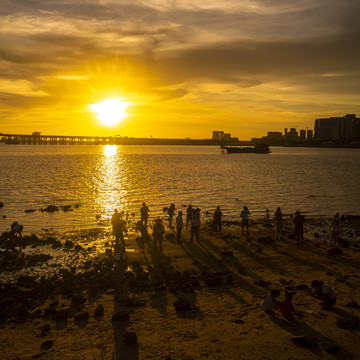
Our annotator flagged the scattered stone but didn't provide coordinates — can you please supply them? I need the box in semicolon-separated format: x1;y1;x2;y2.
165;233;176;241
290;336;317;348
41;340;54;350
173;298;192;312
74;312;89;321
25;209;36;213
257;236;273;244
327;248;343;256
326;345;341;354
71;294;86;307
74;244;83;252
112;311;130;322
220;250;233;257
0;202;4;208
94;304;104;317
65;240;75;248
337;318;359;329
123;331;138;345
296;284;308;290
41;324;51;337
344;301;359;308
41;205;59;213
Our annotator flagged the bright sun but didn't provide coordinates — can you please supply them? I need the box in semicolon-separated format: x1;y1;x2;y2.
90;98;129;126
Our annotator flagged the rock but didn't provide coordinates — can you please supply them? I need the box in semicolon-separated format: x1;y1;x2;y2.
225;274;233;284
41;324;51;337
43;308;58;318
71;294;86;307
326;345;341;354
74;244;83;251
257;236;273;244
41;340;54;350
295;284;308;290
220;250;233;257
173;298;192;312
165;233;176;241
338;239;349;248
0;202;4;208
54;309;70;320
94;304;104;317
290;336;317;348
123;331;138;345
337;318;359;329
42;205;59;213
204;277;222;287
74;312;89;321
65;240;75;248
84;260;92;270
25;209;36;213
344;301;359;308
112;311;130;322
95;215;101;220
327;248;343;256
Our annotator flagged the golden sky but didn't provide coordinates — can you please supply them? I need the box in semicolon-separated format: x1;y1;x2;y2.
1;0;360;139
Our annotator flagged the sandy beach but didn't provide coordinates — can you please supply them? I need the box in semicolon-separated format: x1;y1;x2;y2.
1;215;360;360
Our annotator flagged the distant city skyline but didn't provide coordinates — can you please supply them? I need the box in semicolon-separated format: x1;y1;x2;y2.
1;1;360;139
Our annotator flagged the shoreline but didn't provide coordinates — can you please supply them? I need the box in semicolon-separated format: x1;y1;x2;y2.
1;216;360;359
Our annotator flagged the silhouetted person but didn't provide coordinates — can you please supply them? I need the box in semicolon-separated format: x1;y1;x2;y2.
213;206;222;232
111;209;126;247
153;218;165;252
274;207;283;240
330;213;341;246
140;202;150;227
308;280;336;308
136;220;149;252
190;208;201;243
168;203;176;228
261;289;280;314
277;293;296;321
186;204;193;230
176;211;183;243
240;206;251;235
113;244;127;300
265;208;270;221
10;221;24;251
294;211;305;245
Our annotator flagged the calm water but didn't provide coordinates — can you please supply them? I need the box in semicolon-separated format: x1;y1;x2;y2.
0;144;359;233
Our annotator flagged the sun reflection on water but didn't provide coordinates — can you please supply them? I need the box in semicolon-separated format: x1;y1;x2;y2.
94;145;129;219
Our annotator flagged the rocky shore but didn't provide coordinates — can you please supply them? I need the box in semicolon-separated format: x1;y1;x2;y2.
1;216;360;359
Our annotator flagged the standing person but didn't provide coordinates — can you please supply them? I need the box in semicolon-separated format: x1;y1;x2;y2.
190;208;201;243
114;212;127;247
294;211;305;245
186;204;193;230
213;206;223;233
240;206;251;235
136;220;149;252
176;211;184;243
274;207;283;240
330;213;341;246
168;203;176;228
140;202;150;227
153;218;165;252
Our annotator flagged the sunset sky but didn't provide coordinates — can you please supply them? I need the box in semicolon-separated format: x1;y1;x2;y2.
1;0;360;139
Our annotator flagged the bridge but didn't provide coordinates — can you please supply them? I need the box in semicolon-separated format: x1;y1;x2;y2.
0;132;252;146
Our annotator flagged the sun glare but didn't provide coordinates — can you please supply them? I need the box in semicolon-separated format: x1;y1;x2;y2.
90;98;129;126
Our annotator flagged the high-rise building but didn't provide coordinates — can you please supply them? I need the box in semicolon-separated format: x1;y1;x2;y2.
299;129;306;141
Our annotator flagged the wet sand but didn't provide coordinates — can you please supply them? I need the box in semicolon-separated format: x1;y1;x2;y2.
1;216;360;360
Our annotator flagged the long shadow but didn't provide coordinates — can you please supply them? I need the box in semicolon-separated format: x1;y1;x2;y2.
269;241;341;276
270;314;354;359
112;298;139;360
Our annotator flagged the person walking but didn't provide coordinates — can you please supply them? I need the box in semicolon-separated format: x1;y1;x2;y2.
240;206;251;235
213;206;223;233
190;208;201;243
140;202;150;227
274;207;283;240
176;211;184;243
153;218;165;252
